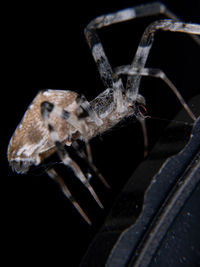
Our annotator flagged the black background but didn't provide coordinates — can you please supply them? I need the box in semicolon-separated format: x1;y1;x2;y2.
3;0;200;266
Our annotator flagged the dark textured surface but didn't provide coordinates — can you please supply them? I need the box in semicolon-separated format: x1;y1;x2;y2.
81;96;200;267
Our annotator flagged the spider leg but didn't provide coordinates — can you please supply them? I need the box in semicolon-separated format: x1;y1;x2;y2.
126;20;200;105
85;2;180;89
85;3;199;113
76;94;103;126
76;94;103;163
42;97;109;188
41;102;104;209
138;118;148;158
46;168;92;225
72;141;110;188
116;65;197;121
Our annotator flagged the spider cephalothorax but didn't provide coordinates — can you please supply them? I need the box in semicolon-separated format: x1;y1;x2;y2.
7;2;200;224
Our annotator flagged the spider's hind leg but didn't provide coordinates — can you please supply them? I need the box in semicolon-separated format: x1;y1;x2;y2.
46;168;92;225
41;96;109;188
72;95;110;187
40;101;104;210
72;141;110;188
76;94;103;163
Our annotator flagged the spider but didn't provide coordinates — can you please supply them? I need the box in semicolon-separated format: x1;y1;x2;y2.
7;2;200;225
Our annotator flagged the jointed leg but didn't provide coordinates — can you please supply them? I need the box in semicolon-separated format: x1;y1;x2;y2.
85;2;181;89
72;141;110;188
85;2;198;114
116;64;197;120
126;20;200;104
41;97;110;187
47;168;92;225
41;102;104;209
76;94;103;126
138;118;148;158
76;94;103;163
41;97;109;186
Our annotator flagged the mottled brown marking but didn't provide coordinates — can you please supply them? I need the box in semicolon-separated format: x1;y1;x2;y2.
8;90;78;172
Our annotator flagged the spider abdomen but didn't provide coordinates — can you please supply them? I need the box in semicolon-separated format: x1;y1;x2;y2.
8;89;79;173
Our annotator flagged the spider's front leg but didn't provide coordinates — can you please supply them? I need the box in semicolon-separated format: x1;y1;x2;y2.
85;2;180;89
116;65;197;121
84;2;183;113
124;20;200;121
